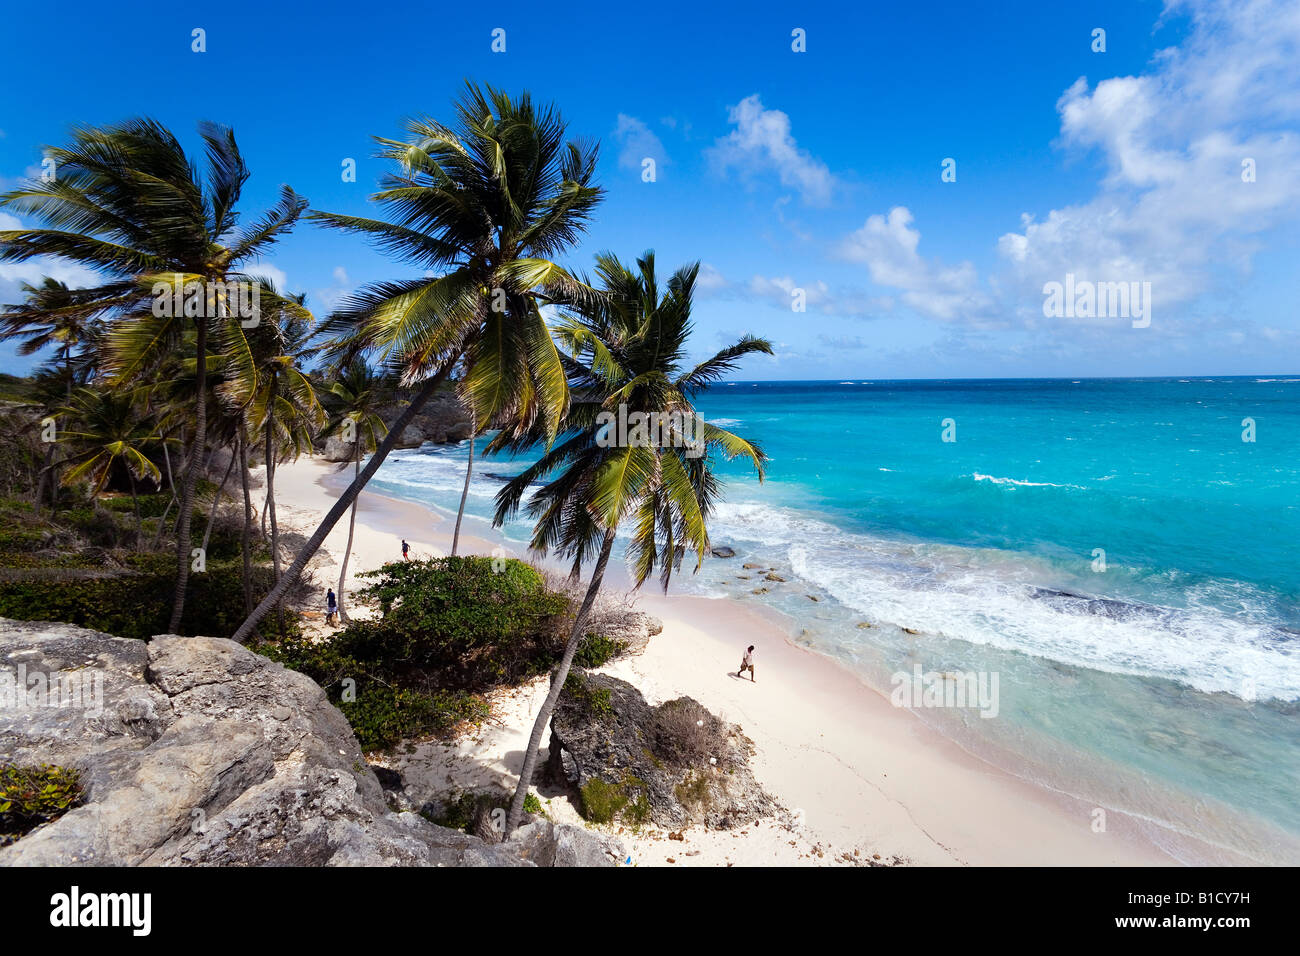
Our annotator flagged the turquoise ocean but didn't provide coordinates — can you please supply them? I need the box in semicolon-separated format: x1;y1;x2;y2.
367;377;1300;864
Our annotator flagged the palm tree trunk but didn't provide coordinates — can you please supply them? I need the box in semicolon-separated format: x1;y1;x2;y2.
336;449;360;623
238;428;255;617
34;444;53;514
168;319;207;633
505;525;618;835
199;448;238;559
152;498;174;548
128;472;142;536
231;363;455;644
450;413;476;556
264;405;284;627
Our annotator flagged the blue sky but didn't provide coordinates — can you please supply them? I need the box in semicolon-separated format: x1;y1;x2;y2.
2;0;1297;379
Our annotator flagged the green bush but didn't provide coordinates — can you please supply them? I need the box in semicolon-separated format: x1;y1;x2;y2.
574;632;627;668
339;686;488;752
344;557;570;687
254;557;576;752
0;764;84;847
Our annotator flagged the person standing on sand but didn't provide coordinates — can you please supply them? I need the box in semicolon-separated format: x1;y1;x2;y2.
325;589;338;626
402;539;410;561
739;645;756;682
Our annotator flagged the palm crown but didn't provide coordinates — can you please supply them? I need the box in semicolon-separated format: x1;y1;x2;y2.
312;83;603;442
496;250;772;589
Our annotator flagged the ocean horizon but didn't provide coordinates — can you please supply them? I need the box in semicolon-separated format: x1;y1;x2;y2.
369;375;1300;865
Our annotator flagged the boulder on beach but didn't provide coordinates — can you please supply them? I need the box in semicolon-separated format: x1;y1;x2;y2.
546;672;777;830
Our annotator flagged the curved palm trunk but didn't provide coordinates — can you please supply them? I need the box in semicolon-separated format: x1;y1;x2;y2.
168;320;207;633
199;447;238;559
450;414;475;557
336;449;360;623
505;525;618;835
265;416;284;627
231;363;455;644
238;429;255;616
35;444;53;514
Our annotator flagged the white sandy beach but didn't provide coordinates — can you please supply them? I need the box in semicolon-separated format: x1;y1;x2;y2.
270;455;1176;867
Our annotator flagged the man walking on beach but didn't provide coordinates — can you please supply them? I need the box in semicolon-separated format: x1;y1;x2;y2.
739;645;756;682
402;539;410;561
325;588;338;626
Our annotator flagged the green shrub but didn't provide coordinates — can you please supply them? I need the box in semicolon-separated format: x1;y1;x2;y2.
0;764;84;846
574;632;627;668
343;557;570;687
254;557;584;753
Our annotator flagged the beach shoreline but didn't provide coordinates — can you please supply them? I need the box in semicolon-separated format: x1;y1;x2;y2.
272;453;1181;866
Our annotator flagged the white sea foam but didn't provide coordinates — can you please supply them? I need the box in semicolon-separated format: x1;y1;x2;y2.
969;472;1075;489
708;500;1299;701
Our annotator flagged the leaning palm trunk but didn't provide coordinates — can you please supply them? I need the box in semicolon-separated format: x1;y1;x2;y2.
231;364;454;644
238;429;255;616
505;526;618;835
199;448;238;559
168;319;206;633
450;413;475;556
336;448;361;623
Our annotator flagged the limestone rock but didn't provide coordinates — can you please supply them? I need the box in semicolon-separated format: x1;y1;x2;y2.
0;619;605;867
547;672;778;830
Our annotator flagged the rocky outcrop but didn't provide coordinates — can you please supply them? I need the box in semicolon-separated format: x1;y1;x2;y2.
586;606;663;657
0;619;617;867
547;673;778;830
320;392;474;461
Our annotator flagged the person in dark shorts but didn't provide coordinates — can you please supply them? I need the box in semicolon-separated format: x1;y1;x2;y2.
739;645;756;682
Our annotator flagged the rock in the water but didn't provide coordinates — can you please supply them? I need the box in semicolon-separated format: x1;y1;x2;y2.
711;546;736;558
0;619;610;867
547;672;777;830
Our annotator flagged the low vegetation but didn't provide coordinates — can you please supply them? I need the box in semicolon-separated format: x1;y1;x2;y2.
0;764;84;847
255;556;625;751
0;496;299;640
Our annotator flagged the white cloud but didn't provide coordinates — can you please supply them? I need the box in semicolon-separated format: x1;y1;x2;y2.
0;212;104;301
695;262;730;294
841;207;994;322
998;0;1300;318
708;94;834;205
613;114;669;172
244;261;289;293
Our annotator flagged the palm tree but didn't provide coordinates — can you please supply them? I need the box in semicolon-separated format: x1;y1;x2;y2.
0;278;109;511
223;289;322;611
320;360;390;622
57;386;165;531
231;83;603;643
494;251;772;833
0;118;309;633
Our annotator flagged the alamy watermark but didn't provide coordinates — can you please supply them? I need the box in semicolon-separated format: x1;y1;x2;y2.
595;405;704;458
1;663;104;718
151;275;260;327
1042;273;1151;328
890;664;999;718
